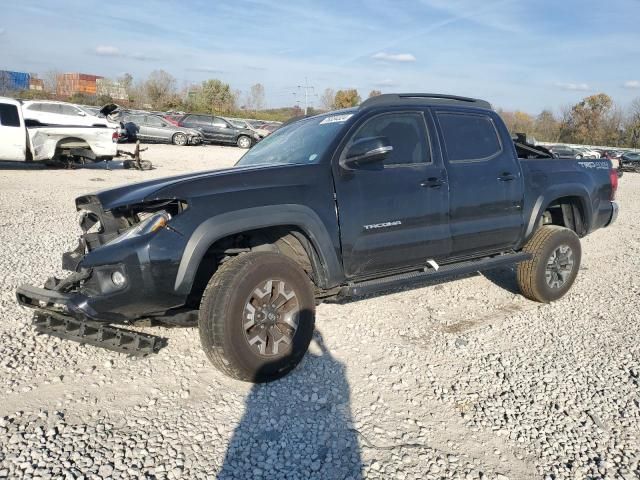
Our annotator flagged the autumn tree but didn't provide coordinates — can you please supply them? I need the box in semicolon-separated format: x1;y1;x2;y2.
144;70;177;110
624;98;640;148
247;83;266;111
320;88;335;110
334;89;361;108
534;109;560;142
368;89;382;98
567;93;614;145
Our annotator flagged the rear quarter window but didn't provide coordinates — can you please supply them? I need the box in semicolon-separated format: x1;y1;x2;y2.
437;112;502;162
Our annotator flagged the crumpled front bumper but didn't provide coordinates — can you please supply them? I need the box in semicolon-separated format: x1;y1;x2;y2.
17;281;104;323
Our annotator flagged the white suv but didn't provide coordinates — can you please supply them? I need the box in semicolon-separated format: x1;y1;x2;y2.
22;101;118;128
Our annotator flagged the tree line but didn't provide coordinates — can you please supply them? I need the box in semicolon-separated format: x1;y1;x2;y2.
3;69;640;147
498;93;640;148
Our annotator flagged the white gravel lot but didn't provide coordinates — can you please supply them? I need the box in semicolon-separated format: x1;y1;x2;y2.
0;144;638;479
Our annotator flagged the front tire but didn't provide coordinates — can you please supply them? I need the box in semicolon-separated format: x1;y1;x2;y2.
199;252;315;382
517;226;581;303
237;135;252;149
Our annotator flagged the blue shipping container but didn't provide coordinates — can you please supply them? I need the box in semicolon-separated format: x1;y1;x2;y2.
0;70;31;91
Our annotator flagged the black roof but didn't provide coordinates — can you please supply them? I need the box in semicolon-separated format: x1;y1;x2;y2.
360;93;492;110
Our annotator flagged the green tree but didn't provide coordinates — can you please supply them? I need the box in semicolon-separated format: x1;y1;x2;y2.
192;79;235;114
334;89;361;108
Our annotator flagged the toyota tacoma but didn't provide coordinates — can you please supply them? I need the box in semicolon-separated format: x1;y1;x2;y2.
17;93;619;382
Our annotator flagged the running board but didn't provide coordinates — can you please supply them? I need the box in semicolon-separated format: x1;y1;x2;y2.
341;252;531;298
33;310;166;356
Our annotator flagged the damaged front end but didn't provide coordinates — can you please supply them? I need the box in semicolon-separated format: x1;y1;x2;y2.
16;194;191;355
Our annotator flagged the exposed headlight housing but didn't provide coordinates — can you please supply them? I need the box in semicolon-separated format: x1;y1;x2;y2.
107;211;170;245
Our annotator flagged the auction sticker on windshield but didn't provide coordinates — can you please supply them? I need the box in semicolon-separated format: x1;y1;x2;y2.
319;114;354;125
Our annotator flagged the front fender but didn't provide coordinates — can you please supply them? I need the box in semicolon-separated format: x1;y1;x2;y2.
174;204;344;294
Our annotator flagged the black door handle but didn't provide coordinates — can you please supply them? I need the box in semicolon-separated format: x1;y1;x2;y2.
420;177;446;188
498;172;516;181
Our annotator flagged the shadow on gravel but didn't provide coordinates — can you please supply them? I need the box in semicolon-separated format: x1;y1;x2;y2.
218;330;362;480
481;266;520;295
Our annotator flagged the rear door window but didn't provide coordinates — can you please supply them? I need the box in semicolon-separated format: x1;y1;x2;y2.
41;104;63;114
0;104;21;127
437;112;502;162
212;117;229;128
145;116;166;127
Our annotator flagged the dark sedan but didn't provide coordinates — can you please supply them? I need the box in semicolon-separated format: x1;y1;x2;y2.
178;114;261;148
621;152;640;171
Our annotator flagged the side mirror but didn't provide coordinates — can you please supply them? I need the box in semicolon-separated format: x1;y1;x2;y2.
77;111;86;116
341;137;393;170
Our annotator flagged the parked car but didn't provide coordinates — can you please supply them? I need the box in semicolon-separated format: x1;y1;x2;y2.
22;100;119;128
550;145;581;158
620;151;640;171
227;118;271;138
163;114;184;126
0;97;118;163
17;93;618;382
573;147;600;159
121;113;202;146
178;114;260;148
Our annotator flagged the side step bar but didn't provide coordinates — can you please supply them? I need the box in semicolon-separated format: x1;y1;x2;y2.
341;252;531;298
33;310;166;356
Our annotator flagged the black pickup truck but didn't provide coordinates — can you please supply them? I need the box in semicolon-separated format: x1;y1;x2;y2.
17;93;619;382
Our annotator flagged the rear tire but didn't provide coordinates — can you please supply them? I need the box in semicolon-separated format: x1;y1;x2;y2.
199;252;315;382
172;132;188;146
517;225;581;303
237;135;252;149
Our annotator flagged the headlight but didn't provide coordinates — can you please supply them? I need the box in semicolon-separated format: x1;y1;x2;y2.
107;211;170;245
253;133;260;139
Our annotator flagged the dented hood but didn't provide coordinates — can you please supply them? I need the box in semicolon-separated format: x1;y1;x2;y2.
79;165;270;211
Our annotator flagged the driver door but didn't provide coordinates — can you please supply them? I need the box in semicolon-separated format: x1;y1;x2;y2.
333;110;451;278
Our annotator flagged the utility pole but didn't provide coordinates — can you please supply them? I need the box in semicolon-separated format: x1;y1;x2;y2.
297;78;315;115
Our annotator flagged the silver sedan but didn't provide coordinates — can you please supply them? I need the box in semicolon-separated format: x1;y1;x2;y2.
122;114;203;146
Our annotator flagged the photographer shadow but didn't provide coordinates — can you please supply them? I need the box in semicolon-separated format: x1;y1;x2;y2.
218;330;362;480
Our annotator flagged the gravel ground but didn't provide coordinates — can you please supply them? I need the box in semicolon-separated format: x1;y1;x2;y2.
0;145;638;479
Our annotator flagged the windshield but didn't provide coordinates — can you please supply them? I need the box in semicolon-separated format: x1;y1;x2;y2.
237;113;353;166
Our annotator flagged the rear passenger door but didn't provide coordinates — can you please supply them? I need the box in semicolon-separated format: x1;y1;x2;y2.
182;115;214;142
333;110;451;278
212;117;235;143
435;109;524;258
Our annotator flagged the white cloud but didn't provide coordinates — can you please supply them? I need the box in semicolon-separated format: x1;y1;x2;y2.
373;79;399;88
94;45;120;56
186;67;225;74
555;82;590;92
93;45;157;61
371;52;416;63
623;80;640;89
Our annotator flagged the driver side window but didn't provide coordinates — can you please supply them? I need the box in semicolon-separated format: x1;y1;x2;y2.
351;112;431;166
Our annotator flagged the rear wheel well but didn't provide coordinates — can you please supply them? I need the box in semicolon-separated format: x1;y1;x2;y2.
53;137;92;160
186;226;321;308
540;196;586;237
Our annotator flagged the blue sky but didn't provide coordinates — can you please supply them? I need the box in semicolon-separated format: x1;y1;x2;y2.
1;0;639;112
